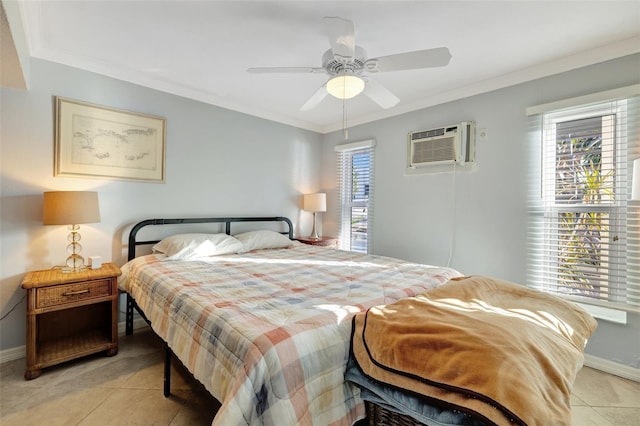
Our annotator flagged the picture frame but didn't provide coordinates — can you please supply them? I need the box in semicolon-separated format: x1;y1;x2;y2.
55;97;166;182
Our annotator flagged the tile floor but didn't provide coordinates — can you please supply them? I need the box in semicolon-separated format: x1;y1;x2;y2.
1;328;638;425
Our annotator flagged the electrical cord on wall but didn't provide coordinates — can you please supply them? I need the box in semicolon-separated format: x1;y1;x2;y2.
446;162;457;268
0;294;26;321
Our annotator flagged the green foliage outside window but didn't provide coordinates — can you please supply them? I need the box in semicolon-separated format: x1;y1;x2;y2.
555;129;614;297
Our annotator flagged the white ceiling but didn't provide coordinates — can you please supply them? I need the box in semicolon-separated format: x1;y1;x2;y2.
13;0;640;133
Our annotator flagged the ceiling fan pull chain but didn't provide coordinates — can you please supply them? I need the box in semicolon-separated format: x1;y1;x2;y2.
343;98;349;140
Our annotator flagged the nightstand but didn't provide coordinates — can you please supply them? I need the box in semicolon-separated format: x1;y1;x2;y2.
21;263;121;380
295;236;338;248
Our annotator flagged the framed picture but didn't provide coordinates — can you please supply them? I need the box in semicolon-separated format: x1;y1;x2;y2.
55;97;166;182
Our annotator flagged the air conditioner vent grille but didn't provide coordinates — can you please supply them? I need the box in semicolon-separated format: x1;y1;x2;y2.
411;127;446;140
412;137;457;164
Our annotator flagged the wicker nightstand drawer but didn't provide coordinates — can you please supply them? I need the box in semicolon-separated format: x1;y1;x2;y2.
36;279;112;309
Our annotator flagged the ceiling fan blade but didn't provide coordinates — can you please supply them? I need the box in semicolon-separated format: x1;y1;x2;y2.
363;79;400;109
367;47;452;72
323;16;355;63
300;84;329;111
247;67;325;74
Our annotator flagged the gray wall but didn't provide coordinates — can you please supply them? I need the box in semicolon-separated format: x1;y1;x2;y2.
0;58;323;351
321;54;640;369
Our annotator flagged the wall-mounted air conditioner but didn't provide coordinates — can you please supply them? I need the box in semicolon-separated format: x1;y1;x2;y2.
407;121;475;169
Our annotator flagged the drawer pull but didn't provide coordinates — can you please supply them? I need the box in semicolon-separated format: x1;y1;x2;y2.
62;289;90;297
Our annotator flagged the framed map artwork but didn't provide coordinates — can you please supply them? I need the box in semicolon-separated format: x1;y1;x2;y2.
55;97;166;182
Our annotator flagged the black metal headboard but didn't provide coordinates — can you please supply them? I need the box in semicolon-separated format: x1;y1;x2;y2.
127;216;294;261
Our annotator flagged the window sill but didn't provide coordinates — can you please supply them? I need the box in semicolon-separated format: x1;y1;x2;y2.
575;302;627;324
551;294;640;324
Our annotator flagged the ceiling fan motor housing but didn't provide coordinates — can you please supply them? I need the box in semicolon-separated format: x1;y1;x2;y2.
322;47;367;76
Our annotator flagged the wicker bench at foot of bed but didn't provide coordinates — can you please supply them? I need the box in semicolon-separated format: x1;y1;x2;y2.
366;402;424;426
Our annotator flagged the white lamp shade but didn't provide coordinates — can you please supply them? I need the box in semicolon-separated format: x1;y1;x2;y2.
633;158;640;200
303;193;327;212
326;75;365;100
43;191;101;225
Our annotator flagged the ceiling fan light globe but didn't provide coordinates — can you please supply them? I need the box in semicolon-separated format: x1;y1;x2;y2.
326;75;365;99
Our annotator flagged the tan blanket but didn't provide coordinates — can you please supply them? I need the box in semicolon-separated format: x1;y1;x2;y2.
351;276;597;426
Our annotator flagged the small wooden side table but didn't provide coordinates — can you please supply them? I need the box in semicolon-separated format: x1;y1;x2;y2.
295;236;338;248
21;263;121;380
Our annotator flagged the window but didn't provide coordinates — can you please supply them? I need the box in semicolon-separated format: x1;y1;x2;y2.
527;88;639;308
335;139;376;253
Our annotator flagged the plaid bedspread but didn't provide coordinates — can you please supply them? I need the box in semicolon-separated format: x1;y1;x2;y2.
118;243;461;425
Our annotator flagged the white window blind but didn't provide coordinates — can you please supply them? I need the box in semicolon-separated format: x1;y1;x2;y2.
527;89;640;309
335;140;376;253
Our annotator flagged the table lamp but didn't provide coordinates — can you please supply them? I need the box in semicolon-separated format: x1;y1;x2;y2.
43;191;101;272
303;193;326;240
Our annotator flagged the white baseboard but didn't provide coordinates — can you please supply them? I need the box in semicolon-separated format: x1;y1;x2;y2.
584;354;640;382
0;318;150;364
0;345;26;364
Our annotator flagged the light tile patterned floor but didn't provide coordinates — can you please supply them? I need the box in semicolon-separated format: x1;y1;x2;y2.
1;329;638;425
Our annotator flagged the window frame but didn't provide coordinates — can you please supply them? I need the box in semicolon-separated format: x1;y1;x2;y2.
526;85;639;310
335;139;376;253
541;106;622;301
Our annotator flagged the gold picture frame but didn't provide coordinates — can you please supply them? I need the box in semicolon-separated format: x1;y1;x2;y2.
55;97;166;182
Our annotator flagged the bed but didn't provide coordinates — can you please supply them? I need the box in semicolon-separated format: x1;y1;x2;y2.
119;216;463;425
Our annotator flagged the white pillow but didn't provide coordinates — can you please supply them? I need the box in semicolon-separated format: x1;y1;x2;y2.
152;233;243;260
235;230;293;252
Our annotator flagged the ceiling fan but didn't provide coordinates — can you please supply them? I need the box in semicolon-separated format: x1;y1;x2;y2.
247;16;452;111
